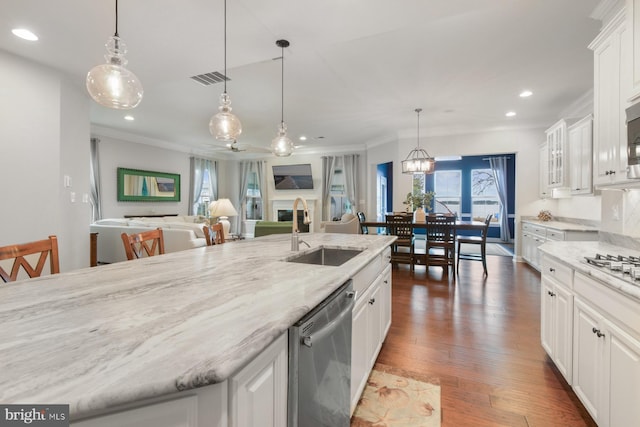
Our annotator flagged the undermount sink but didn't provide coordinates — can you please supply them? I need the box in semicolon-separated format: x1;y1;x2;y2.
286;247;363;266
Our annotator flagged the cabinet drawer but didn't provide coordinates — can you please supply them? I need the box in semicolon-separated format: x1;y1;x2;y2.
541;256;572;286
523;222;547;237
546;229;566;241
352;247;390;294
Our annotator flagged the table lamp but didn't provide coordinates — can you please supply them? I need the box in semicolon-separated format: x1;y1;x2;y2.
209;198;238;239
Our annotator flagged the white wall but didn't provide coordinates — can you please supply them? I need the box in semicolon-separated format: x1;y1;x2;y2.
0;51;90;271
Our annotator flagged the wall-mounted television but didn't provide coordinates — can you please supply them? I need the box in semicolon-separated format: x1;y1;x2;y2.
273;164;314;190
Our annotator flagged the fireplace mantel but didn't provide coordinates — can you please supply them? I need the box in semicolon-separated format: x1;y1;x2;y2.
271;199;316;231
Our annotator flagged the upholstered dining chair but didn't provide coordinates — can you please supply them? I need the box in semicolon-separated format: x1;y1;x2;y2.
203;223;225;246
386;213;414;271
457;214;493;275
425;214;457;276
0;235;60;282
121;228;165;260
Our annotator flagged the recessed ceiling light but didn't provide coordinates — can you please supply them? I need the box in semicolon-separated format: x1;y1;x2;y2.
506;111;516;117
124;115;135;121
12;28;38;41
299;136;307;141
519;90;533;98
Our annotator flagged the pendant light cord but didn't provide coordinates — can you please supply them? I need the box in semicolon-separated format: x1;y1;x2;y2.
114;0;119;37
416;108;422;149
280;45;285;125
223;0;227;94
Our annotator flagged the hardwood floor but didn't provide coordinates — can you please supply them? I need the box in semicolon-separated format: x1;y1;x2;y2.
376;255;597;427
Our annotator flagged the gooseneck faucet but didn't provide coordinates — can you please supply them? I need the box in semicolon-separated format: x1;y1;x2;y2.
291;197;312;251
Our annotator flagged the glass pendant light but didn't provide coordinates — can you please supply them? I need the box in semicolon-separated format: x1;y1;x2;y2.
402;108;436;174
271;39;294;157
209;0;242;142
86;0;143;110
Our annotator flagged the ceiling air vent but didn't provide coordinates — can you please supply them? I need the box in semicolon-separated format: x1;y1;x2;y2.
189;71;229;86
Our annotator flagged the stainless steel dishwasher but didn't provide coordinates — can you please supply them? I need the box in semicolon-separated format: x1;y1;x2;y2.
288;280;355;427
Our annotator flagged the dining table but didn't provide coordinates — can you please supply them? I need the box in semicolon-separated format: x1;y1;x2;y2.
361;219;486;232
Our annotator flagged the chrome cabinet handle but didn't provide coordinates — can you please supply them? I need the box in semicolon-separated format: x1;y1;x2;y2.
368;298;376;305
592;327;605;338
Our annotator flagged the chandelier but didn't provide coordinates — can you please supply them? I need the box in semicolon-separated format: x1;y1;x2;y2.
402;108;435;174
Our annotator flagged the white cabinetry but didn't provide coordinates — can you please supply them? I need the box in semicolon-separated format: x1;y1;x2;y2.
521;222;547;270
590;9;632;186
571;271;640;427
350;250;392;414
73;333;289;427
568;115;594;195
540;257;574;384
627;0;640;100
539;143;550;198
545;119;570;188
228;333;287;427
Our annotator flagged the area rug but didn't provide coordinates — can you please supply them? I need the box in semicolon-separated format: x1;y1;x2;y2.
351;363;441;427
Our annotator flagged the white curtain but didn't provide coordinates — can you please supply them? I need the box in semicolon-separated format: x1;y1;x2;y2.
489;156;511;242
189;158;217;215
343;154;359;213
255;160;268;221
89;137;102;222
321;156;338;221
236;161;253;234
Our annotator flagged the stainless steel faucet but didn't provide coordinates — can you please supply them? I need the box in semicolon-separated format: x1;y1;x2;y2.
291;197;312;251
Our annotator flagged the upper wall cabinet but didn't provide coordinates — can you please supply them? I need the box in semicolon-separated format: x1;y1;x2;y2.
568;115;594;195
545;119;570;189
590;8;632;186
628;0;640;100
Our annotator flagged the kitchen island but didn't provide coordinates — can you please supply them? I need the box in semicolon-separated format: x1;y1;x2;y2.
0;232;395;424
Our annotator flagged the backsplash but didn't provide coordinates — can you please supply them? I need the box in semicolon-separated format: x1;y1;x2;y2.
600;189;640;237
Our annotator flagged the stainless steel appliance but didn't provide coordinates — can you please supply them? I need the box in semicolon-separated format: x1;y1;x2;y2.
288;280;355;427
626;102;640;178
584;253;640;286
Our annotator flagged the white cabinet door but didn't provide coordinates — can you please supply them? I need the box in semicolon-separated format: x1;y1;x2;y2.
568;115;593;195
573;298;604;424
604;319;640;427
628;0;640;100
367;280;382;368
228;333;287;427
350;286;371;413
380;266;392;338
540;277;555;357
591;11;631;186
554;283;574;383
539;143;550;198
545;120;569;188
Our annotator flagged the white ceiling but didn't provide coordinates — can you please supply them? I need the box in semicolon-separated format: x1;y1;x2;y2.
0;0;602;156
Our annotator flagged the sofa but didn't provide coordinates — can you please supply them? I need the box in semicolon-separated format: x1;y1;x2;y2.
90;216;208;264
322;213;361;234
254;221;294;238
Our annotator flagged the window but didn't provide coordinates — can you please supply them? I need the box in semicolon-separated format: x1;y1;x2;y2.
433;170;461;215
195;169;211;216
471;169;500;221
330;168;352;220
245;171;263;220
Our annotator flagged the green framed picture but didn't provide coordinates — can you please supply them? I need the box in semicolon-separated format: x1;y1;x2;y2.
117;167;180;202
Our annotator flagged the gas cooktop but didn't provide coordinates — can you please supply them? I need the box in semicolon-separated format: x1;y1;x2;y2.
584;254;640;286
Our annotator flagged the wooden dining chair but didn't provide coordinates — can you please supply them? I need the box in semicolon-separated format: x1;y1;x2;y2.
386;213;414;271
203;223;225;246
0;235;60;282
425;214;457;276
457;214;493;275
121;228;165;260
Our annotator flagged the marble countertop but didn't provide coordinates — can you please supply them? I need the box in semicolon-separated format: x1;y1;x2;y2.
539;241;640;302
0;233;395;418
521;219;599;232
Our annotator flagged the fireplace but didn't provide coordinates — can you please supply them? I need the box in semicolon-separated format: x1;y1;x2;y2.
277;210;309;232
271;199;315;232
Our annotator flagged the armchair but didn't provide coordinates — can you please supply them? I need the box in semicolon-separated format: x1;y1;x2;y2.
323;213;360;234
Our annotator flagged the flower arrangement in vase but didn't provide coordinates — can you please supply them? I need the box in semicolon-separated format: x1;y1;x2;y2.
403;191;435;222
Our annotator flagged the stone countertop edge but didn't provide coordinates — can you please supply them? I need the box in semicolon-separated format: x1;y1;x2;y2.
521;219;599;232
539;241;640;302
0;233;395;418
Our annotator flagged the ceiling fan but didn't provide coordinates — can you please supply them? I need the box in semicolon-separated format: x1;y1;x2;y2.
205;140;271;154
